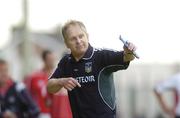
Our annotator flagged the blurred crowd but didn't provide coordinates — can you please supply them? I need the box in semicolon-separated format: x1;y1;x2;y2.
0;50;72;118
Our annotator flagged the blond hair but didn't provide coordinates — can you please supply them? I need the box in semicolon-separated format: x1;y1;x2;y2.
62;20;87;41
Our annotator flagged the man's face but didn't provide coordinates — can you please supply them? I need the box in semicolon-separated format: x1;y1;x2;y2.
65;24;89;58
0;63;9;85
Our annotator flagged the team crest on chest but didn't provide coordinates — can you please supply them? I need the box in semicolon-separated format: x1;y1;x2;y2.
85;62;92;73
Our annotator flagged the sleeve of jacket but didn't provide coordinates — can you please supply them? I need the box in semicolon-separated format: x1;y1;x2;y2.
98;49;130;71
49;55;68;79
15;82;40;118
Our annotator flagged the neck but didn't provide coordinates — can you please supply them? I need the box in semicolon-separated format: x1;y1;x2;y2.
74;56;83;61
72;53;85;62
72;47;88;61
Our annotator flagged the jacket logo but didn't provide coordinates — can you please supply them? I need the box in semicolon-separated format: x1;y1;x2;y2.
85;62;92;73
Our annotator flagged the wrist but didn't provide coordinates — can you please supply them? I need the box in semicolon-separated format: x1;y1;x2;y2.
58;79;64;87
124;51;133;55
123;51;135;62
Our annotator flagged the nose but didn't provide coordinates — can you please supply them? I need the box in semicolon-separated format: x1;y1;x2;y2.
76;37;81;44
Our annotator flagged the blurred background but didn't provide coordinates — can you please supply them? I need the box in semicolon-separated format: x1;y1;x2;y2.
0;0;180;118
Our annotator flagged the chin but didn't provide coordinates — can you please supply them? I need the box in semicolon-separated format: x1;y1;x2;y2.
78;49;86;54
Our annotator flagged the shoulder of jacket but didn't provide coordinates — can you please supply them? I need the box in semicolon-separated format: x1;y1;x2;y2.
15;82;26;92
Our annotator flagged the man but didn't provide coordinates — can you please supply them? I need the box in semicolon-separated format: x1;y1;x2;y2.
0;59;40;118
47;20;136;118
154;73;180;118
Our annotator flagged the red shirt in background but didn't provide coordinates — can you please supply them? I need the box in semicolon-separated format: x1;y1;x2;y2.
25;70;51;113
25;70;72;118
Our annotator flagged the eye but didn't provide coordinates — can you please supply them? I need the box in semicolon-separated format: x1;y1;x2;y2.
79;34;84;39
69;37;76;41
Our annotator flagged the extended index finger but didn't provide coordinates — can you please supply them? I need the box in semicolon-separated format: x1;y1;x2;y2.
70;78;81;87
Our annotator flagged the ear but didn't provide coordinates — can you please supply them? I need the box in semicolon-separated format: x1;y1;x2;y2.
65;41;70;48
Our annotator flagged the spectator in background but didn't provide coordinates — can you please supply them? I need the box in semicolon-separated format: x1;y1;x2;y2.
0;59;40;118
25;50;72;118
154;73;180;118
24;50;54;118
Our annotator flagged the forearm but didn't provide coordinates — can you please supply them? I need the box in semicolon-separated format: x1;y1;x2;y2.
47;79;63;94
154;90;170;112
